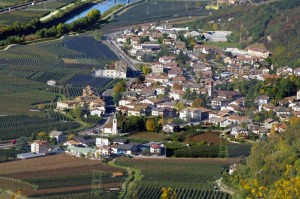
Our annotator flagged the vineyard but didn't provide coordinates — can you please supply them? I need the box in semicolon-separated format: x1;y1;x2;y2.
106;0;212;29
116;157;239;198
135;187;231;199
174;144;252;158
0;35;118;114
0;114;80;140
0;0;75;26
0;154;126;198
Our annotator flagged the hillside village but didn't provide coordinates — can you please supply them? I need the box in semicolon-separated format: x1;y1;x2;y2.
109;24;300;138
29;24;300;161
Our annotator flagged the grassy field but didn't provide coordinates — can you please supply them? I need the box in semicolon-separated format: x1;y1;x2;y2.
127;132;169;142
115;157;239;198
0;154;126;198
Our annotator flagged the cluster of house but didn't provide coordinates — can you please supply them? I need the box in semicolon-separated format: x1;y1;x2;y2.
17;130;165;159
114;23;299;83
56;85;105;117
115;24;232;61
94;138;165;157
17;131;66;159
64;137;165;158
110;24;300;139
116;76;213;132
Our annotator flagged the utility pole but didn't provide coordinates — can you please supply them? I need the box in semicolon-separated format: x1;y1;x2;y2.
91;170;103;199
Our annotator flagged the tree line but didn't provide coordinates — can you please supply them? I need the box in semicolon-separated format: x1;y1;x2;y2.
0;4;100;46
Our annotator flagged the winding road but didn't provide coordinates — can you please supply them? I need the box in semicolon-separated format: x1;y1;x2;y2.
79;31;142;136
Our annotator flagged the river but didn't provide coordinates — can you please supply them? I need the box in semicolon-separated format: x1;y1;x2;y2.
65;0;136;24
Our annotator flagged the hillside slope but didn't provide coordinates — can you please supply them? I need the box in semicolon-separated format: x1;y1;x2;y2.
223;117;300;198
189;0;300;68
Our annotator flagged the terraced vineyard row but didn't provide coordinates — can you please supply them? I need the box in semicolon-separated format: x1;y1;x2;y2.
63;36;119;60
0;115;80;140
135;187;231;199
107;1;212;28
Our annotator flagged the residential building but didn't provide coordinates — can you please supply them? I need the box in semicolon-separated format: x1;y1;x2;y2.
159;56;176;64
256;95;270;105
163;123;177;133
57;86;105;117
31;140;48;154
67;146;95;157
169;90;185;100
179;107;202;121
96;138;110;147
230;127;248;138
151;63;164;74
247;47;270;58
49;131;66;143
94;61;128;79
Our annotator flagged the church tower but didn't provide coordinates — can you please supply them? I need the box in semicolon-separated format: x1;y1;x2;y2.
112;114;118;135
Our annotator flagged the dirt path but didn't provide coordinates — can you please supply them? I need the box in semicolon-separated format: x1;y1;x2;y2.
216;178;235;195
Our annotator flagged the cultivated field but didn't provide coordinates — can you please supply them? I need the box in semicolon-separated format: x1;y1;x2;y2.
0;114;79;140
105;0;212;29
185;131;225;144
116;157;239;198
135;187;231;199
0;0;75;26
0;36;118;114
0;154;125;198
127;132;169;141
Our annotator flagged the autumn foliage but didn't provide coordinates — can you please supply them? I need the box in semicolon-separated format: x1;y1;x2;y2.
224;122;300;198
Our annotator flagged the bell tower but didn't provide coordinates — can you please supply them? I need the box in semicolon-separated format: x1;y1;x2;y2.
112;114;118;134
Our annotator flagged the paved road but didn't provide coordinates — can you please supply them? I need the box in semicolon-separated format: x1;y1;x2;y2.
0;143;14;149
78;31;143;136
78;89;115;136
102;32;140;72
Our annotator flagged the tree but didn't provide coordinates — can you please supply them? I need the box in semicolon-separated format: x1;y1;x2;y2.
146;119;156;132
95;151;100;158
37;104;46;109
192;98;204;108
112;80;126;96
289;116;300;127
93;30;102;41
16;137;30;152
161;187;177;199
113;92;122;105
142;65;151;75
56;23;67;35
67;134;75;141
73;104;82;119
87;9;101;21
37;131;49;141
175;102;185;111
